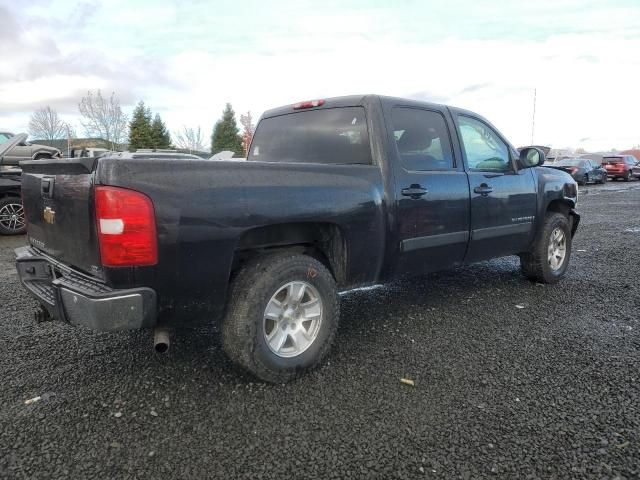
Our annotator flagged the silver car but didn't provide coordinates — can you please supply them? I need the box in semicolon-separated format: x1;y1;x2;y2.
0;132;62;166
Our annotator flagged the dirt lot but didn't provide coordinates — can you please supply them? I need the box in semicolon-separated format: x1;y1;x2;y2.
1;182;639;479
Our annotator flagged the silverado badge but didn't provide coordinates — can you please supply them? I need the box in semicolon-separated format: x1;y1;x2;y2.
43;207;56;224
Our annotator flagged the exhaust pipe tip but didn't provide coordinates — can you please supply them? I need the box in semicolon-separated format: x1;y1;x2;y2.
153;327;170;354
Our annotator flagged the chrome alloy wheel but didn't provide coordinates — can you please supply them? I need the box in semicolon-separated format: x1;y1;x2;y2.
548;227;567;271
263;281;323;358
0;202;25;233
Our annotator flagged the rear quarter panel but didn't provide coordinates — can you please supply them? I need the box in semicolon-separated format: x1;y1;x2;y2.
96;158;386;325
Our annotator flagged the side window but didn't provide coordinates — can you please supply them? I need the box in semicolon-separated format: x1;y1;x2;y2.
458;116;511;172
391;108;454;171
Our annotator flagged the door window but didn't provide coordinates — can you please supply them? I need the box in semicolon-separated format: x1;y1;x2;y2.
458;116;511;172
391;108;454;171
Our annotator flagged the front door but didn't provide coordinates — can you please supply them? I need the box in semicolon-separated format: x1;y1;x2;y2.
389;106;471;277
455;115;537;263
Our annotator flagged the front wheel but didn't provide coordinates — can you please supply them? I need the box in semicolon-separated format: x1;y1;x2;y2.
0;197;26;235
624;171;631;182
222;253;339;383
520;212;572;284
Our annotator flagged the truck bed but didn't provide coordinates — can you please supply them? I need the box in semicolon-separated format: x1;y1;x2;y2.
20;155;387;324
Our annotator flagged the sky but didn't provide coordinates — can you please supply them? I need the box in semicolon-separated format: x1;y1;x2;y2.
1;0;639;151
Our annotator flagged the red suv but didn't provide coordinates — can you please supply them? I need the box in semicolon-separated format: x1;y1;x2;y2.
602;155;640;181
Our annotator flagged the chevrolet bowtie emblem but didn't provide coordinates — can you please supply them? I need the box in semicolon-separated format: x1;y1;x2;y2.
43;207;56;224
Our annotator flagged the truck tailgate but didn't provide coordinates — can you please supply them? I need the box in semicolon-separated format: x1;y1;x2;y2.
20;158;103;277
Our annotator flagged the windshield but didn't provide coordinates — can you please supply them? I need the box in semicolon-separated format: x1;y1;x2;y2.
555;159;582;167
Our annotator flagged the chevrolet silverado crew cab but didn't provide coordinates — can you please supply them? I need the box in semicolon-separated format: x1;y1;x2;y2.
15;95;580;383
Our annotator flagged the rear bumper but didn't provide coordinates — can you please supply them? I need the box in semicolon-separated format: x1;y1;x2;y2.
605;169;626;177
15;246;157;331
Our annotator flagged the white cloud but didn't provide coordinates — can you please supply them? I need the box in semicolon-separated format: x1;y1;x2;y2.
2;0;639;151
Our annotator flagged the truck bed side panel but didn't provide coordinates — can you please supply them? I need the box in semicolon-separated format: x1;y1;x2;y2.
96;158;386;324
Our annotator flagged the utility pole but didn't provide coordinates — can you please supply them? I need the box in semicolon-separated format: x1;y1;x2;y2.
65;123;71;157
531;88;537;145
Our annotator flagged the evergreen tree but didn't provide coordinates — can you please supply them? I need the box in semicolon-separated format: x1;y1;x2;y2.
211;103;243;156
151;113;172;149
128;101;153;149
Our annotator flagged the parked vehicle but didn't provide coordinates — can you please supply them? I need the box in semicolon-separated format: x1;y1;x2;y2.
602;155;640;181
0;134;28;235
0;132;62;165
547;158;607;185
69;147;110;159
15;95;580;382
579;153;604;165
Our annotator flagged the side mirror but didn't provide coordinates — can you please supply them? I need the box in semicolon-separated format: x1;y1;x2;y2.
518;147;546;168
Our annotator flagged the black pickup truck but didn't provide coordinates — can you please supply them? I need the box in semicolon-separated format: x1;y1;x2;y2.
15;95;579;382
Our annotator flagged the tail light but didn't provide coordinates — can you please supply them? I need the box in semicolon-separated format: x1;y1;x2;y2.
569;168;578;174
95;186;157;267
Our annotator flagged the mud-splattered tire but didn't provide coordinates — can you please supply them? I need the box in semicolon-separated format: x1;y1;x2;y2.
222;253;339;383
520;212;572;284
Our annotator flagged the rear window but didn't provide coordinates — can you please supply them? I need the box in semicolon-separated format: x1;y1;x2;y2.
603;157;623;164
248;107;372;165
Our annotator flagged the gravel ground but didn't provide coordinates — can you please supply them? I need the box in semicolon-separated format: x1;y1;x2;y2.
1;182;639;479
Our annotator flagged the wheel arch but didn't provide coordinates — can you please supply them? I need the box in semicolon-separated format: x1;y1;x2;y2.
0;186;21;200
232;222;348;286
546;199;579;237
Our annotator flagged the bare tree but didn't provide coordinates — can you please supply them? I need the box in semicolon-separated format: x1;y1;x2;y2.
28;106;67;140
173;126;207;153
78;90;128;149
239;111;255;157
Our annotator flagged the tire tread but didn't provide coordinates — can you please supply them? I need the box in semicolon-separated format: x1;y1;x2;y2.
222;253;339;383
520;212;571;284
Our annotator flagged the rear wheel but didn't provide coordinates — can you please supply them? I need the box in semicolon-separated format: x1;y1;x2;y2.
222;253;339;383
520;212;572;284
0;197;26;235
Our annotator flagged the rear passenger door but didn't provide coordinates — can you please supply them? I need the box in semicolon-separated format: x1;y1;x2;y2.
454;115;537;262
387;106;471;276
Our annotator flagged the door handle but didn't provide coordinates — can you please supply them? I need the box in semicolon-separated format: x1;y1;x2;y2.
474;184;493;196
401;184;428;199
